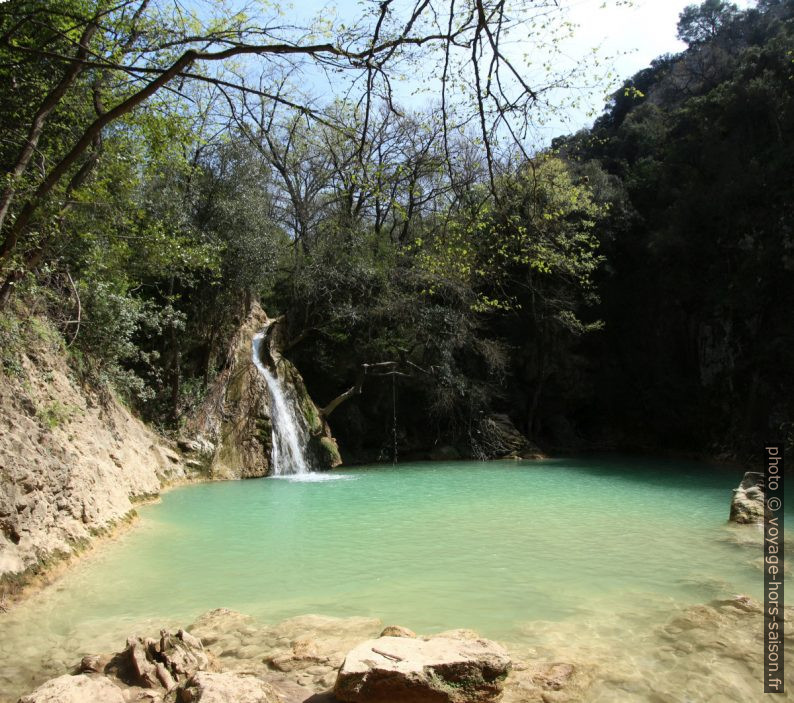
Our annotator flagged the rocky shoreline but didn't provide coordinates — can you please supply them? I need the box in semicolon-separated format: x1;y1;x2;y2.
8;593;793;703
0;304;348;609
0;319;196;608
1;316;788;703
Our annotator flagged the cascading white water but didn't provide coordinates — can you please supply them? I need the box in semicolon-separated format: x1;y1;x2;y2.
252;332;311;476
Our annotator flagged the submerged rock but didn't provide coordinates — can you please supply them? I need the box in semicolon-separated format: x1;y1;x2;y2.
17;673;126;703
334;635;511;703
729;471;767;524
264;636;330;672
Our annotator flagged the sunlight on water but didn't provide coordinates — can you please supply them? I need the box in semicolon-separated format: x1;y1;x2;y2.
0;457;785;700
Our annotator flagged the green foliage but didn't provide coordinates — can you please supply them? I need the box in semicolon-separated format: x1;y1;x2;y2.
0;310;24;377
416;156;604;323
560;0;794;456
677;0;740;45
36;400;76;430
71;281;171;403
1;0;789;463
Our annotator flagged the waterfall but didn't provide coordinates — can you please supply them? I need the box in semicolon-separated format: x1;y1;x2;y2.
252;332;311;476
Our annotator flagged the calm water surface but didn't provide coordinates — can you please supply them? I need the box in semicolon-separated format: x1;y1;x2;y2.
0;457;783;699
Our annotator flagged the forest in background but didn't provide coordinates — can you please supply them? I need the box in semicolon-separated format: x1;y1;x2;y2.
0;0;791;464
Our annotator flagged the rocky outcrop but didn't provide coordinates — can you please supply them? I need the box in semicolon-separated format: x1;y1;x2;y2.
14;601;794;703
380;625;417;638
472;413;543;460
102;629;210;691
729;471;767;524
177;672;281;703
14;619;514;703
277;354;342;470
17;674;127;703
13;622;333;703
0;318;186;602
184;304;271;479
15;628;271;703
333;635;512;703
185;304;341;478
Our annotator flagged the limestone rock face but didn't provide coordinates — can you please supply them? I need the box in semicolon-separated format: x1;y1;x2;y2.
17;674;126;703
176;672;280;703
334;635;512;703
104;628;209;692
185;304;342;478
729;471;767;524
0;317;186;596
186;303;272;479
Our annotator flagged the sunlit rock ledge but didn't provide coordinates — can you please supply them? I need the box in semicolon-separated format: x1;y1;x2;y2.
13;595;794;703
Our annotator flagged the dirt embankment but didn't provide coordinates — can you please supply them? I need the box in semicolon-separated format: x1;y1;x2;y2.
0;318;189;606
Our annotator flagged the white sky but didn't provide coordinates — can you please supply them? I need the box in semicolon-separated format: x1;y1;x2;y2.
247;0;757;143
556;0;755;121
548;0;755;135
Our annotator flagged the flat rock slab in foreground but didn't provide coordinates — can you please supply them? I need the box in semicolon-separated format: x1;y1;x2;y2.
18;674;126;703
177;672;281;702
334;635;511;703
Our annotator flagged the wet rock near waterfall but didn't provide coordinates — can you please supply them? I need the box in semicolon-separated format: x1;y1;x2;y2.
729;471;767;524
317;435;343;469
183;303;342;479
333;635;512;703
184;303;272;479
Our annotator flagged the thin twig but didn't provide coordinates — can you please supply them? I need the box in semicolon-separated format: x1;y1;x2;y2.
65;271;81;347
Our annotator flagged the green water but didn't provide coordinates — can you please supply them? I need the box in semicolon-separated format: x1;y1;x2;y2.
0;457;781;699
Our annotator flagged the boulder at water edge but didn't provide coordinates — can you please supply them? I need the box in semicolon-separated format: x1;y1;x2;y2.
729;471;767;524
17;674;126;703
177;672;281;703
380;625;417;638
103;628;209;690
333;635;511;703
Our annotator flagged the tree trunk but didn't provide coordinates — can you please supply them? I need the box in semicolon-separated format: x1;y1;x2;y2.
0;22;97;242
321;376;364;417
168;277;181;424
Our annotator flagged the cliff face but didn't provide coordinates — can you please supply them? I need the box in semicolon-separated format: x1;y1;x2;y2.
0;303;341;601
186;303;273;479
185;302;341;478
0;319;187;599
